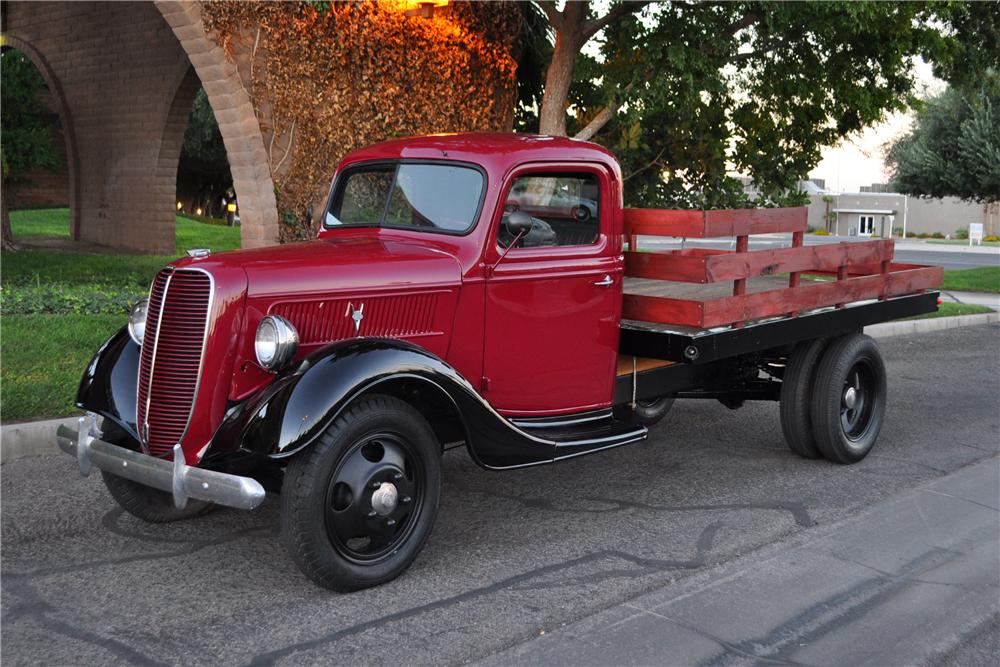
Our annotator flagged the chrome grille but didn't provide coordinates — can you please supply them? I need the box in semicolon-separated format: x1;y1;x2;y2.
136;268;212;458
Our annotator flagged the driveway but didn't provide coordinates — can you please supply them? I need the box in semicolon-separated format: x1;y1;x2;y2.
2;325;997;665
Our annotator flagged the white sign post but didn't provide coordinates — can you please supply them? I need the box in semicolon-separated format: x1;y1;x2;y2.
969;222;984;246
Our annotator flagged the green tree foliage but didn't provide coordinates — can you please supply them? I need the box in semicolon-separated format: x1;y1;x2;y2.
526;1;1000;209
1;48;60;248
886;74;1000;202
178;88;233;216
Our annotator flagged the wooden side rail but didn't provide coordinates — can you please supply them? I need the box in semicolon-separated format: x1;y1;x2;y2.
623;264;943;329
622;205;942;329
625;240;895;284
623;206;808;241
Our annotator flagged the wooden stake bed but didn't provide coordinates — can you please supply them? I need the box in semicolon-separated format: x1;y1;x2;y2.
622;207;943;330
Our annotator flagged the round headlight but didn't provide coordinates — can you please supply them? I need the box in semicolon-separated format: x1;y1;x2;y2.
127;298;149;345
255;315;298;370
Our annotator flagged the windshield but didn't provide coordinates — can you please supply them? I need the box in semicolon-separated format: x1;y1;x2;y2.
325;162;484;234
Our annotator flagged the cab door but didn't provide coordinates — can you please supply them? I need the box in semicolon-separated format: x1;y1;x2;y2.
482;163;622;415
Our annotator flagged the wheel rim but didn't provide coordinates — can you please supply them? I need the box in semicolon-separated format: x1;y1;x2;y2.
323;432;423;563
840;359;878;444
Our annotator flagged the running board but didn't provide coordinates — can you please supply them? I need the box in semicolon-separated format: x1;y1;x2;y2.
508;412;647;461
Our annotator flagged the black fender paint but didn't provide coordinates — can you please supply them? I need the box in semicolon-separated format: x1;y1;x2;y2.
74;334;616;471
233;338;558;469
75;327;141;443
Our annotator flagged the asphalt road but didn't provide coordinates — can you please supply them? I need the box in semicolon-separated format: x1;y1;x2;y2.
3;325;998;666
640;236;1000;270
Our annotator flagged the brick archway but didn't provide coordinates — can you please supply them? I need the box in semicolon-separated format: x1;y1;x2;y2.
1;34;81;241
155;1;279;248
3;1;279;252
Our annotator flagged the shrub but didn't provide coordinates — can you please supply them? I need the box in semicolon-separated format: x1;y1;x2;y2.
806;225;817;233
930;232;945;239
984;235;1000;242
955;227;969;239
892;227;904;237
906;231;918;238
0;284;147;316
917;233;930;238
813;229;830;236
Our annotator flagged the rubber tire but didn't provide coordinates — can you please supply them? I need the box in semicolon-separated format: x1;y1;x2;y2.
810;333;887;464
614;396;675;427
779;338;827;459
101;470;213;523
281;394;441;592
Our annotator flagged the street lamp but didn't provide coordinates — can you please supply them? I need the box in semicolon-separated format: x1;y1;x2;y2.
401;0;448;19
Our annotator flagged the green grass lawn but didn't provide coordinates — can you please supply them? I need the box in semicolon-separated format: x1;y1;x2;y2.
1;314;123;420
1;208;240;421
941;267;1000;294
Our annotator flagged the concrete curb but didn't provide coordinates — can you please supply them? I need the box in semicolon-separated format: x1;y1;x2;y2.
865;311;999;338
2;316;996;464
0;415;79;464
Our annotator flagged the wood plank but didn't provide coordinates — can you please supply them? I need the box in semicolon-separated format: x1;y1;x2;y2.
622;294;704;328
700;266;942;328
624;240;895;283
616;355;676;376
623;265;942;329
623;206;808;238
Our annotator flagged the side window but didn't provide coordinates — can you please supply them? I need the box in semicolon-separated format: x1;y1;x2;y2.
499;173;601;249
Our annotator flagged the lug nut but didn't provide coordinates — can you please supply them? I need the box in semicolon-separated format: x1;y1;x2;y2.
371;481;382;490
401;496;412;505
367;510;377;518
386;518;396;527
393;473;403;481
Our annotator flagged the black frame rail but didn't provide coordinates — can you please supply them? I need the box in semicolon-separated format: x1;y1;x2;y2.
619;292;939;365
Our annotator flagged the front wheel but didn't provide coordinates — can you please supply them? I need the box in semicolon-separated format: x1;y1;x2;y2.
810;333;887;464
280;394;441;591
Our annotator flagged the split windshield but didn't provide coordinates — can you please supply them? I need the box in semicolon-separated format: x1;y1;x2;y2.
325;162;484;234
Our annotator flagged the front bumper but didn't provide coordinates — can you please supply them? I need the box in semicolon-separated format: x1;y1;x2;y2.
57;414;265;510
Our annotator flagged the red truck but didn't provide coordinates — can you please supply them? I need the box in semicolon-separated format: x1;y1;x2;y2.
58;134;942;590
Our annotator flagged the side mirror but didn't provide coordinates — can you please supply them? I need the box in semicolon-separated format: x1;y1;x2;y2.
504;211;533;238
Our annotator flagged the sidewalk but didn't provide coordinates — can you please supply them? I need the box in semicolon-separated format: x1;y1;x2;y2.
479;457;1000;666
941;290;1000;311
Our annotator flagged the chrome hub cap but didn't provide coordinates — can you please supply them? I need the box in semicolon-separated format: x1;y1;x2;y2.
371;482;398;516
843;386;857;410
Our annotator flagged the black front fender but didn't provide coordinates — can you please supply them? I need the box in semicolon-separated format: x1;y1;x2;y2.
76;326;140;443
230;339;557;469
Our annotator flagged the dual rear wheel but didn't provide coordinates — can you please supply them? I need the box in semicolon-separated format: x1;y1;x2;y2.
780;333;887;464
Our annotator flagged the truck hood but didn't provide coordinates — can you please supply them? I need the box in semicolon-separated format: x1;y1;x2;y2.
175;236;463;298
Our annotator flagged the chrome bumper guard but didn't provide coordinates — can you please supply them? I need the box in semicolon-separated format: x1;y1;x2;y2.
56;414;265;511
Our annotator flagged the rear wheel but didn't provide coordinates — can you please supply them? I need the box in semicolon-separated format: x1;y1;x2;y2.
810;333;887;464
281;394;441;591
780;339;827;459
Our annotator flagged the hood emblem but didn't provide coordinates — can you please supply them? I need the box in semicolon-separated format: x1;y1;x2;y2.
346;302;364;334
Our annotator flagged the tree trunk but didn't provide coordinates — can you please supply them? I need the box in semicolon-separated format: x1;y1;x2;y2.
1;180;16;251
537;2;588;137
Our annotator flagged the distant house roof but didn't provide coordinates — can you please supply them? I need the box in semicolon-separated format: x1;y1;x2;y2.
832;208;896;215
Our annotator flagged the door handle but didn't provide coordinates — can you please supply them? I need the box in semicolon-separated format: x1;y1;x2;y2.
594;274;614;287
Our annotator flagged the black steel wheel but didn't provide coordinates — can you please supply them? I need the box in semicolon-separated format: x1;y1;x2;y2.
281;394;441;591
779;338;827;459
809;333;887;464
